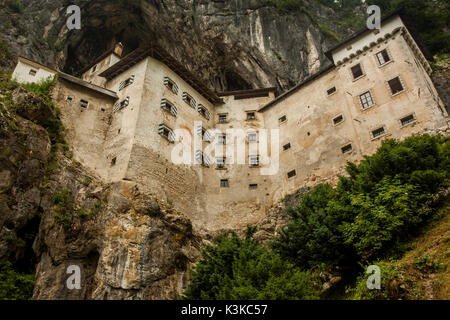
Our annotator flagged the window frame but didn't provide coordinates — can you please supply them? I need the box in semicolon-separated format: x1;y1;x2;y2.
283;142;291;151
218;114;228;123
350;63;365;81
220;179;229;188
29;69;37;76
376;48;392;66
287;170;296;179
249;155;260;167
358;90;375;110
163;76;179;95
332;114;345;126
327;86;337;97
371;126;387;140
246;111;256;121
399;113;417;127
341;143;353;154
387;76;405;96
80;99;89;108
279;115;287;125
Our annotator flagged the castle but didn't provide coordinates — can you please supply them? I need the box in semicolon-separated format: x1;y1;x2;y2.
12;13;448;232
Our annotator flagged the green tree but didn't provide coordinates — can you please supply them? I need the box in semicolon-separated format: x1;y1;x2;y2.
183;228;319;300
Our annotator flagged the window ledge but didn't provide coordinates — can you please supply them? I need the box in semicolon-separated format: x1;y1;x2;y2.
352;74;366;82
215;167;227;170
391;89;406;97
378;60;394;68
400;120;417;128
361;104;376;112
371;132;391;141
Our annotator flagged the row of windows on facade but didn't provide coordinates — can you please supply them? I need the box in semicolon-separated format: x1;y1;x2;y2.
220;179;258;189
163;77;211;120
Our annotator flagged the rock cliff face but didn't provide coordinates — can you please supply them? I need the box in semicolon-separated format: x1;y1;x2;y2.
1;0;345;92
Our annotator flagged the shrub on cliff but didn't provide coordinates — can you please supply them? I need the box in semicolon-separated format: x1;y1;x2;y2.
0;261;35;300
272;135;450;267
183;228;319;300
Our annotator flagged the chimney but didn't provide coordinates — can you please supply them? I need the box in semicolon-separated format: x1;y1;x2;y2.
114;42;124;57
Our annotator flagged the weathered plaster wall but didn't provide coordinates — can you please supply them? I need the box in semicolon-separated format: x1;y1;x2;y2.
12;60;56;84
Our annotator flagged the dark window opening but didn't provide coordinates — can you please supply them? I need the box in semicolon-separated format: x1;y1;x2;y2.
250;155;260;167
388;77;404;95
333;114;344;125
287;170;296;178
29;69;37;76
66;96;73;103
327;86;337;96
80;99;89;108
218;134;226;145
220;179;229;188
279;115;287;124
247;112;256;121
111;157;117;166
216;157;226;169
249;184;258;190
283;143;291;151
219;114;228;123
351;64;364;79
341;144;352;154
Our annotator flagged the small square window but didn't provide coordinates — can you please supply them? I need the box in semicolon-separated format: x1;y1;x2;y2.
376;49;391;66
279;115;287;124
80;99;89;108
111;157;117;166
400;114;416;126
359;91;374;109
249;156;260;167
66;96;73;103
247;112;256;120
164;77;178;94
29;69;37;76
283;143;291;151
351;64;364;80
287;170;296;178
327;86;337;96
333;114;344;125
341;144;352;154
388;77;404;95
218;134;226;145
372;126;386;139
219;114;228;123
249;133;257;143
216;157;226;169
220;179;229;188
249;184;258;190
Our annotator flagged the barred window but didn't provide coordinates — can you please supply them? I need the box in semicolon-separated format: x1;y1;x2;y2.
249;155;259;167
218;114;228;123
359;91;374;109
220;179;229;188
333;114;344;125
182;92;196;108
160;99;177;117
158;124;176;143
163;77;179;94
119;75;135;91
114;97;130;113
287;170;296;178
341;144;352;154
80;99;89;108
400;114;416;126
327;86;337;96
249;184;258;190
372;126;386;139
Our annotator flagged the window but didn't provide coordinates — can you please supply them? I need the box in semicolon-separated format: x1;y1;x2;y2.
218;134;226;145
283;143;291;151
341;144;352;154
29;69;37;76
114;97;130;113
279;115;287;124
249;184;258;190
248;133;257;143
287;170;296;178
247;112;256;121
218;114;228;123
92;65;97;73
388;77;404;95
111;157;116;166
158;124;176;143
376;49;391;66
66;96;73;103
119;75;135;91
197;104;211;120
160;99;177;117
182;92;196;108
216;157;226;169
351;63;364;80
400;114;416;126
333;114;344;125
80;99;89;108
372;126;386;139
249;155;259;167
197;125;211;142
163;77;179;94
220;179;229;188
327;86;337;96
359;91;374;109
195;150;211;167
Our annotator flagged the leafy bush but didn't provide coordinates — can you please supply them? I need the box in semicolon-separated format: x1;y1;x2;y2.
0;261;35;300
272;135;450;267
184;228;319;300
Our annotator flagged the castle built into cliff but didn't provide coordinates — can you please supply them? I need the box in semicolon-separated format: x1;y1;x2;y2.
12;12;448;232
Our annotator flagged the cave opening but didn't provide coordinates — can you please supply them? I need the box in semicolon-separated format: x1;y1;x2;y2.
225;71;251;92
12;215;41;274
